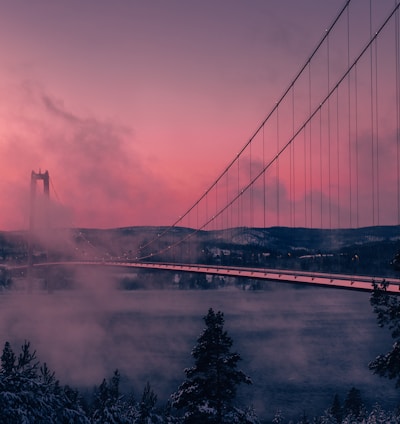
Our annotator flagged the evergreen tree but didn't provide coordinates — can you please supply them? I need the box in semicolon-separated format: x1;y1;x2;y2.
59;385;90;424
1;341;16;375
329;394;342;424
343;387;363;419
272;409;284;424
163;400;181;424
365;403;394;423
136;381;161;424
0;340;44;422
171;308;254;424
91;369;128;424
369;281;400;387
0;340;89;423
298;411;310;424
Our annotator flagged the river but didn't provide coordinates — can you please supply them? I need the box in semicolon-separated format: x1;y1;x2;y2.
0;280;398;420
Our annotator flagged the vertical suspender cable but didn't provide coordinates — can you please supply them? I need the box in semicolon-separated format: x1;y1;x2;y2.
327;31;332;230
237;156;240;228
336;89;341;228
291;85;295;227
347;5;353;228
263;125;266;228
276;105;280;226
370;0;376;226
196;199;199;232
304;126;307;227
226;169;229;230
205;190;208;231
309;63;313;228
215;180;218;231
355;64;359;228
375;38;380;225
293;131;296;228
250;138;253;228
396;0;400;225
319;108;323;228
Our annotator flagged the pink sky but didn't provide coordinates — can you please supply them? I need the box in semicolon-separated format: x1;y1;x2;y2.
0;0;397;230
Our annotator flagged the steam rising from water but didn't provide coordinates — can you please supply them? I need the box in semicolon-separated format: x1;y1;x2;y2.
0;276;397;420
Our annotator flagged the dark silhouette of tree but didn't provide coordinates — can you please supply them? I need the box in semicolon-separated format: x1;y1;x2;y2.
1;341;16;375
171;308;255;423
330;394;342;423
61;384;90;423
272;409;284;424
91;369;129;423
298;411;310;424
369;281;400;387
343;387;363;419
136;381;160;424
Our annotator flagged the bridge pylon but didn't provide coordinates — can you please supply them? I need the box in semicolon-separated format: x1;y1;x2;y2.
28;170;50;283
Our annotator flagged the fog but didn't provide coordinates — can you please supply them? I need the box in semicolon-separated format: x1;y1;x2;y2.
0;271;397;420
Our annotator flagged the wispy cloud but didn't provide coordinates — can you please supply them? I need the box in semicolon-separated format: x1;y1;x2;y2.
0;81;185;230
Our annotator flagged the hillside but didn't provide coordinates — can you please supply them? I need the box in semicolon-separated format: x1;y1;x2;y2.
1;225;399;280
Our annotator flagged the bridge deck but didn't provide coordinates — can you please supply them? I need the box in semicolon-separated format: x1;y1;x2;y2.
23;261;400;293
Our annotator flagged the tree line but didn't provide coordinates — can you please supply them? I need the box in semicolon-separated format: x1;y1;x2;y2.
0;308;258;423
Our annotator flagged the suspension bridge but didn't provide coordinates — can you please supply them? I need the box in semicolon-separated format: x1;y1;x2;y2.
9;0;400;293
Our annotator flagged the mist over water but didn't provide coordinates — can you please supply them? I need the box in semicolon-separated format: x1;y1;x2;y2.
0;275;397;420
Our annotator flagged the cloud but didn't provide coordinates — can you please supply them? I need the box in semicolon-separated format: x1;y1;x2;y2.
0;80;184;230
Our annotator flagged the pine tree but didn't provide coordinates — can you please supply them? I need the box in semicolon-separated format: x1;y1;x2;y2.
171;308;254;424
369;281;400;387
329;394;342;424
136;381;161;424
0;341;89;424
298;411;310;424
91;369;129;424
0;340;42;422
343;387;363;419
1;341;16;375
272;409;284;424
59;385;90;424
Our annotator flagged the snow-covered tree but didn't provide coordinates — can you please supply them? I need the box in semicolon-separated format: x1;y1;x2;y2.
0;340;89;423
272;409;285;424
135;381;164;424
0;341;52;422
91;369;130;424
369;281;400;388
1;341;16;375
365;403;398;424
297;411;311;424
171;308;256;423
59;385;90;424
329;394;342;423
163;399;184;424
343;387;363;420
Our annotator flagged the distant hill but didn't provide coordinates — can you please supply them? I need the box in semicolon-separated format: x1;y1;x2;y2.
1;225;400;280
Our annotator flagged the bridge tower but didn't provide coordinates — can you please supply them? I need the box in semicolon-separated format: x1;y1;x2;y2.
29;170;50;231
28;170;50;271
